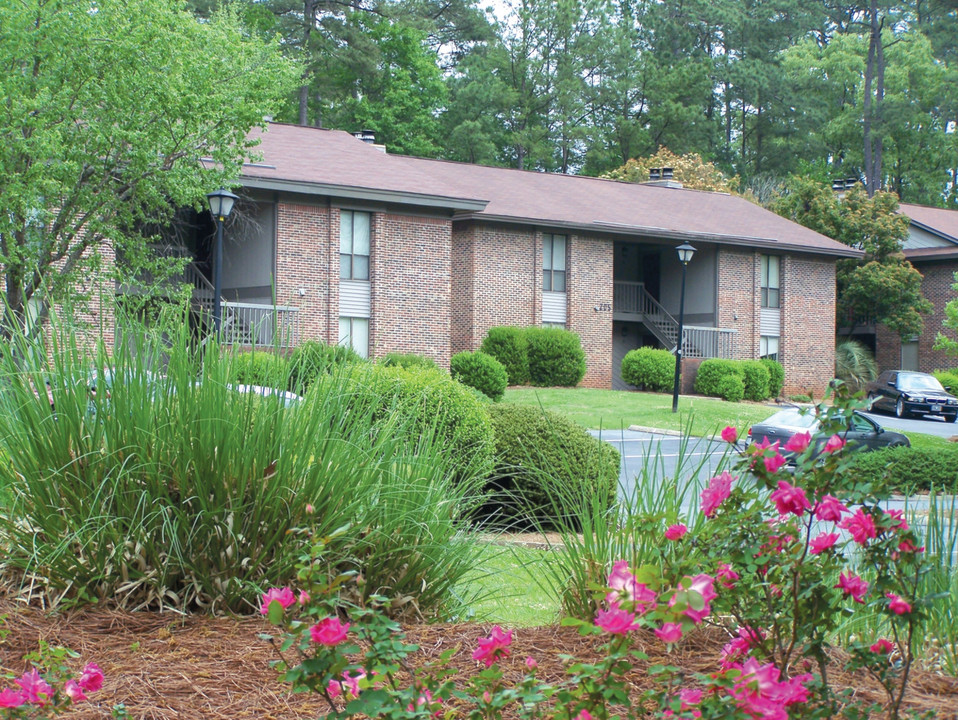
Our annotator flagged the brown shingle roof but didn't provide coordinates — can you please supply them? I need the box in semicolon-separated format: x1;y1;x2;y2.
242;123;858;258
900;203;958;244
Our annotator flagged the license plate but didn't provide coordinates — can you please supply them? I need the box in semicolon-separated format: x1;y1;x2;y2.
931;404;942;412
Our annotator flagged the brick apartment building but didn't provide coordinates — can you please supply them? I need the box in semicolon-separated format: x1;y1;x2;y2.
156;123;861;396
874;203;958;373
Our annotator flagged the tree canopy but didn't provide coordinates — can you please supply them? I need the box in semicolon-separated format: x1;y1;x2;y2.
0;0;296;334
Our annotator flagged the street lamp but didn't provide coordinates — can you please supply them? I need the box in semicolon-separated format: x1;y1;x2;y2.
671;242;696;413
206;188;239;335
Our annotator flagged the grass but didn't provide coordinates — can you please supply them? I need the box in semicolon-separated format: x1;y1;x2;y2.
463;543;559;626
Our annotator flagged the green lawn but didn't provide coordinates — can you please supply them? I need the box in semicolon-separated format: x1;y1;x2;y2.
463;542;559;626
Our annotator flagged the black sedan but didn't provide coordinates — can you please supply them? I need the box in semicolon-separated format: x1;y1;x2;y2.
866;370;958;422
747;407;910;460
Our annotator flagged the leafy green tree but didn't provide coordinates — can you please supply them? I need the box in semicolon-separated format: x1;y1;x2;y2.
934;272;958;356
771;177;932;337
0;0;295;336
602;148;744;194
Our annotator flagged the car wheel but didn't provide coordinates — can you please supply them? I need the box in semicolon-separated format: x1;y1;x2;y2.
950;413;958;424
867;393;879;412
895;398;908;419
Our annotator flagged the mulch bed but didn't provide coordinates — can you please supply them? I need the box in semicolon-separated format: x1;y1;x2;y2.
2;600;957;719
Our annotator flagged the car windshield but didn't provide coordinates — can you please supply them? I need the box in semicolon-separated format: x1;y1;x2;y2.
899;374;945;392
763;408;820;430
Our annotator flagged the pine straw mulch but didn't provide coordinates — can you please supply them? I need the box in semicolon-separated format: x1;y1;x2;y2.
2;599;958;719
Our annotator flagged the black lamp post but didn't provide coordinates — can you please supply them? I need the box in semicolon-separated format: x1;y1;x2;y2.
206;188;238;335
671;242;697;413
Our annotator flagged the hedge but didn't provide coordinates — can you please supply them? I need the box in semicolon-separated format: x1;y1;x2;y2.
288;340;363;392
933;369;958;393
228;350;289;388
480;327;529;386
450;351;508;401
695;358;772;402
484;404;619;529
694;359;742;397
621;347;674;392
716;374;745;402
846;445;958;494
524;327;587;387
379;352;439;371
761;359;785;398
741;361;771;402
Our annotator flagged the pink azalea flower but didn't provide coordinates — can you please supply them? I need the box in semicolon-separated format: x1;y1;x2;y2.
721;626;765;667
606;560;656;614
717;562;739;589
885;509;909;532
783;431;811;453
78;663;104;693
310;616;350;646
701;471;735;518
64;679;87;703
721;426;738;444
326;679;343;698
0;688;25;708
839;509;878;545
753;437;774;452
898;539;924;554
769;480;811;516
259;587;297;615
835;571;869;603
340;670;366;697
575;711;593;720
15;669;54;707
814;495;849;523
809;532;840;555
472;625;513;667
682;574;717;624
298;590;311;606
595;604;640;635
525;656;538;669
679;688;703;707
886;593;912;615
655;622;683;644
763;452;787;474
665;523;688;541
871;638;895;654
305;503;315;514
823;434;846;453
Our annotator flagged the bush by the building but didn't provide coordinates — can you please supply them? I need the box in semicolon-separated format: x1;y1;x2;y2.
450;351;508;401
761;358;785;398
933;369;958;392
621;347;675;392
740;360;771;401
694;359;742;397
288;340;363;392
715;374;745;402
228;350;289;388
379;352;439;371
484;404;619;529
480;327;530;386
524;327;587;387
846;445;958;493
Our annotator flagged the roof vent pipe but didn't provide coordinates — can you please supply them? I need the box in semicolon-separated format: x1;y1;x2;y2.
353;129;376;144
649;168;661;181
661;167;674;180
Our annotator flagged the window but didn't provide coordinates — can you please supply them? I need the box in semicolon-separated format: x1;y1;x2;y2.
760;255;780;308
340;211;370;280
339;317;369;358
543;234;566;292
760;335;779;361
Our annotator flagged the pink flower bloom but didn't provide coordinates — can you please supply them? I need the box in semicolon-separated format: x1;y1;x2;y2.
885;509;909;532
595;604;640;635
310;616;350;646
823;434;846;453
525;656;538;669
78;663;104;693
305;503;315;514
809;532;840;555
606;560;656;613
64;679;87;703
259;587;296;615
298;590;311;606
721;426;738;444
326;679;343;698
340;670;366;697
763;452;787;474
472;625;513;667
886;593;912;615
665;523;688;541
717;562;739;589
898;539;924;554
679;688;703;707
575;711;593;720
0;688;25;708
783;431;812;453
753;437;774;452
15;669;53;707
682;574;717;624
770;480;811;516
835;571;869;603
721;626;765;667
815;495;849;523
701;471;735;518
871;638;895;654
655;622;683;644
840;509;878;545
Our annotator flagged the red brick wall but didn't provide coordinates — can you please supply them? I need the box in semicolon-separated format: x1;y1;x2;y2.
450;227;476;355
370;213;452;365
568;234;613;388
717;248;758;357
876;260;958;373
781;255;836;397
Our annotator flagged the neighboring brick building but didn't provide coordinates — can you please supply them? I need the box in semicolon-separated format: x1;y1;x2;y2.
158;123;860;396
874;204;958;374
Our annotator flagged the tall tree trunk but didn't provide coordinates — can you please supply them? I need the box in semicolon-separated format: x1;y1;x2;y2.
863;0;884;196
298;0;317;126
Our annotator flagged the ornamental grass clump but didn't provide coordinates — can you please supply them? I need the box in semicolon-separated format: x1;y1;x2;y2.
0;311;484;618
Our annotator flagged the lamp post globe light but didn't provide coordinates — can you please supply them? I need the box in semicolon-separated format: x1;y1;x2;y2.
206;188;239;335
671;242;696;413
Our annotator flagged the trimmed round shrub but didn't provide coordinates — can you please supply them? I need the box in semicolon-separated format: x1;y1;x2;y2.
621;347;675;392
740;360;771;401
228;350;289;388
451;351;508;401
288;340;363;392
694;358;743;397
761;358;785;398
715;374;745;402
484;404;619;529
524;327;587;387
846;445;958;493
480;327;530;385
379;352;438;371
